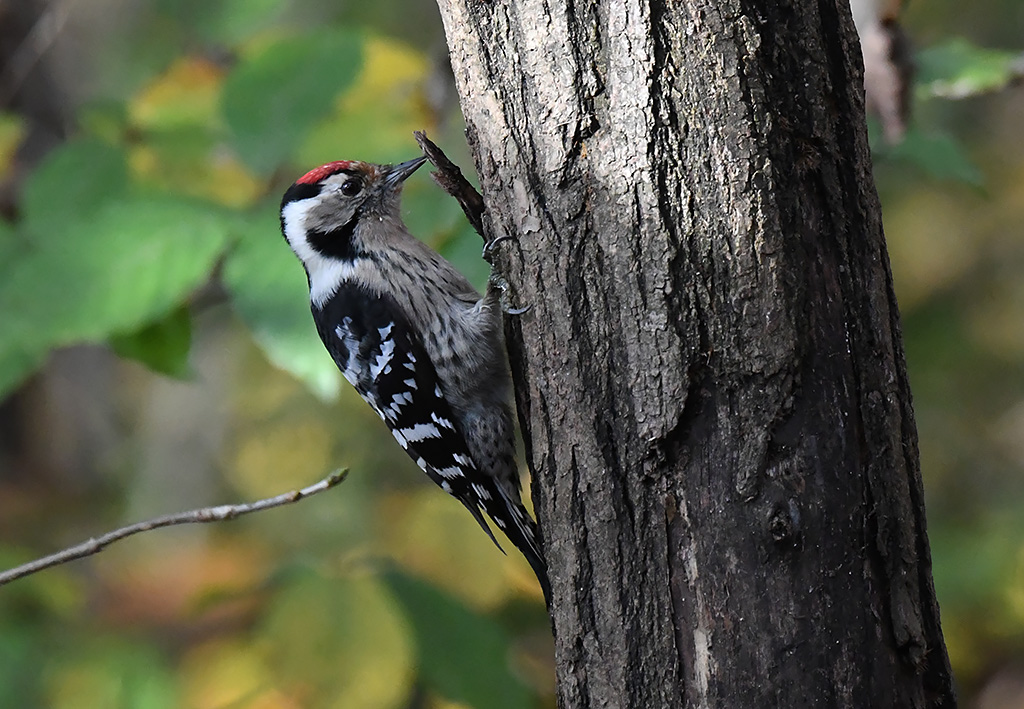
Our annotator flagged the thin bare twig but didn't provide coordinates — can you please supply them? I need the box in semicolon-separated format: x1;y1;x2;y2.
0;468;349;587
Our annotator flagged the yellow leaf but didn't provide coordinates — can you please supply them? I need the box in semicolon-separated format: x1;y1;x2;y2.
261;573;415;709
1008;546;1024;625
341;35;429;106
128;137;263;207
886;190;977;310
127;57;264;206
226;418;335;497
48;667;123;709
181;639;275;709
130;56;225;130
379;489;534;609
0;112;24;175
200;148;265;207
299;36;433;165
428;697;474;709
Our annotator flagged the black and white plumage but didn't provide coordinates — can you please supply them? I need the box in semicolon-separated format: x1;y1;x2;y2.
279;156;548;599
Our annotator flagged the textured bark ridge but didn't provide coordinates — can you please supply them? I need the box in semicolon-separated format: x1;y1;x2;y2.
435;0;956;706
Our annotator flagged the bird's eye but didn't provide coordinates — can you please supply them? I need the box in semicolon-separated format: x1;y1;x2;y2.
340;178;363;197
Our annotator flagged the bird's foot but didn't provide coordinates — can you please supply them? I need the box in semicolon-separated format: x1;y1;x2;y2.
488;274;532;316
482;234;515;263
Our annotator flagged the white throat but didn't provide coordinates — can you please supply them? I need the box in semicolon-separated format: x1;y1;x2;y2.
282;198;363;308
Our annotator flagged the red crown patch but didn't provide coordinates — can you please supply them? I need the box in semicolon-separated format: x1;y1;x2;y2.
297;161;356;185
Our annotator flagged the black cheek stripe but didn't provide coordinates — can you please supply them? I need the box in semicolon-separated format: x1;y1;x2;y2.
308;214;360;260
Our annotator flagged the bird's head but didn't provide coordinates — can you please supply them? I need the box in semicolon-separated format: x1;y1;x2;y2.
279;157;426;266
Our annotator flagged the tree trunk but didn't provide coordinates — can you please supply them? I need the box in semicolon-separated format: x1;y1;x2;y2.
435;0;956;706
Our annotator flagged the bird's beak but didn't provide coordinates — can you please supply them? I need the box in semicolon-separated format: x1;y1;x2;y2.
384;156;427;186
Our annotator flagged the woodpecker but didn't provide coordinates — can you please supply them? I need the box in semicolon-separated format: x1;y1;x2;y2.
279;156;549;599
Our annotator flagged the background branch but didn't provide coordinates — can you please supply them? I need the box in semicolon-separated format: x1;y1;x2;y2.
0;468;349;587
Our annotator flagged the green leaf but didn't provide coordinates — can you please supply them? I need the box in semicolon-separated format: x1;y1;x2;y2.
0;341;48;401
383;570;532;709
296;35;430;168
0;218;17;271
110;306;193;378
198;0;287;45
0;198;231;397
880;127;984;187
0;623;45;708
128;125;263;207
0;222;47;393
222;206;341;399
0;548;84;617
917;39;1022;99
48;636;179;709
78;100;130;144
222;31;363;174
20;138;128;238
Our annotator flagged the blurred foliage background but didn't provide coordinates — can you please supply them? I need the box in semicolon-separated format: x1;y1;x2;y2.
0;0;1020;707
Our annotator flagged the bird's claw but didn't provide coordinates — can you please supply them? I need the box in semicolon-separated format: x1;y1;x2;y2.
489;274;531;316
504;304;532;316
482;234;514;263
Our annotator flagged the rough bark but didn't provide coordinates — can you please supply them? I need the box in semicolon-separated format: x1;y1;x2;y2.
435;0;956;707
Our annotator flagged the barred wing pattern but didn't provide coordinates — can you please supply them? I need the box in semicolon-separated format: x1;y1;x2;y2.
312;284;546;583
